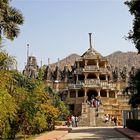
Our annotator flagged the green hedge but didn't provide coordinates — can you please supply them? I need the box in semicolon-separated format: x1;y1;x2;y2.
126;119;140;132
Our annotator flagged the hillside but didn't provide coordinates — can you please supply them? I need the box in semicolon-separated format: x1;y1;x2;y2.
106;51;140;70
50;53;80;70
50;51;140;71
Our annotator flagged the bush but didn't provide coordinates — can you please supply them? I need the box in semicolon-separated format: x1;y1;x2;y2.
55;121;63;126
126;119;140;132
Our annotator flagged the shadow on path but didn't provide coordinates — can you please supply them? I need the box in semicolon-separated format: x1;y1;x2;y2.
61;127;130;140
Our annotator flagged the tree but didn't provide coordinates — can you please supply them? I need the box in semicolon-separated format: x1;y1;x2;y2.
0;0;24;43
125;0;140;53
0;50;16;70
124;68;140;108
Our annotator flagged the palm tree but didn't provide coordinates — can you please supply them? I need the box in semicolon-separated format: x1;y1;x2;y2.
0;50;17;70
0;0;24;43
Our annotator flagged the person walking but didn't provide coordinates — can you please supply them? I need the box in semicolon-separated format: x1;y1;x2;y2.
114;116;117;126
71;115;75;127
75;116;79;127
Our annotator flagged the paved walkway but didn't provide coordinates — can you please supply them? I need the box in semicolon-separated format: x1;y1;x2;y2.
116;127;140;140
60;127;130;140
34;126;140;140
34;126;72;140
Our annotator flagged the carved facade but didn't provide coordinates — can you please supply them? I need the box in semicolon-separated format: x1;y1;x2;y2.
23;34;137;126
44;33;137;126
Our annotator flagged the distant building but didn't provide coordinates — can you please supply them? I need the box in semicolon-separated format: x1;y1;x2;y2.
23;56;39;78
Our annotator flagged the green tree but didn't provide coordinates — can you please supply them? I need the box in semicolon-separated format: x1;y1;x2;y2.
0;0;24;43
0;50;16;70
124;68;140;108
125;0;140;53
45;86;69;120
0;70;17;139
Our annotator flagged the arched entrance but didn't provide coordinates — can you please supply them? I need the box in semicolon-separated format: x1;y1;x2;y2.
87;89;98;101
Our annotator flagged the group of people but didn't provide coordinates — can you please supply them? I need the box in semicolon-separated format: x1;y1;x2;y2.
87;95;102;109
104;114;117;126
66;115;79;127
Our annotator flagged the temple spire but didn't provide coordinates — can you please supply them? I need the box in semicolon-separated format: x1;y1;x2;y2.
57;58;60;67
27;44;29;60
89;33;92;49
48;58;50;66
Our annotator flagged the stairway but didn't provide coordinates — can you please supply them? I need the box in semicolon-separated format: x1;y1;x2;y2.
78;103;96;126
78;103;115;127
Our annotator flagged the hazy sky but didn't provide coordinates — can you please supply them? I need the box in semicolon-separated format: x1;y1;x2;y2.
4;0;136;70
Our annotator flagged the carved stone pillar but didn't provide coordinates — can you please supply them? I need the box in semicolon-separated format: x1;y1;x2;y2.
76;90;78;98
107;90;109;98
96;60;99;69
104;62;107;68
85;60;88;66
76;75;78;82
84;88;88;103
67;91;70;98
105;75;108;81
96;73;100;80
97;90;100;96
77;62;80;69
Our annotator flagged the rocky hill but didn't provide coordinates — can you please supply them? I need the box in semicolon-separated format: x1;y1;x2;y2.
50;51;140;71
106;51;140;71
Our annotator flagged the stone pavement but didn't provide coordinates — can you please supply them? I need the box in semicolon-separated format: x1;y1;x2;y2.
116;127;140;140
34;126;140;140
34;126;72;140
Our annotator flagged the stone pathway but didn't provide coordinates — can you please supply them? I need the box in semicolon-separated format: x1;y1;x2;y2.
60;127;130;140
33;126;140;140
34;126;72;140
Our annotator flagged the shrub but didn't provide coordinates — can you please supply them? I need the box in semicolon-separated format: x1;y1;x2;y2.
126;119;140;132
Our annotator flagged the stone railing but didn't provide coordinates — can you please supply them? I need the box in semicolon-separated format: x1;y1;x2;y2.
68;80;116;89
85;79;100;85
84;79;116;89
84;65;99;71
75;67;109;73
68;82;83;89
99;67;108;73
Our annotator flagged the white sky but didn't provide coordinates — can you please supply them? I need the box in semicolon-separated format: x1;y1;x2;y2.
4;0;137;70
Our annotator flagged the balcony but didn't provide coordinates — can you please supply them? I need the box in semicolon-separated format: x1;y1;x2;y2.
84;79;116;89
99;68;108;73
75;66;109;73
68;80;116;89
68;82;83;89
84;65;99;72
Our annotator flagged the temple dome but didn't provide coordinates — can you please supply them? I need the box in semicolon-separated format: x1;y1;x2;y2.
82;47;102;59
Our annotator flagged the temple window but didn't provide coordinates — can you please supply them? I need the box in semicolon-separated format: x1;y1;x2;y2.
78;74;84;80
99;61;105;68
109;91;115;98
70;91;76;98
87;73;97;79
99;75;106;80
87;60;96;65
100;90;107;97
78;90;84;97
79;61;84;68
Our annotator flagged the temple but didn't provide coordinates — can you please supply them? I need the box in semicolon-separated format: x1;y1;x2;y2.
23;33;136;126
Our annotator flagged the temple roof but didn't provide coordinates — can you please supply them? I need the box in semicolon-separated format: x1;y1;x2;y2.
81;47;102;59
81;33;102;59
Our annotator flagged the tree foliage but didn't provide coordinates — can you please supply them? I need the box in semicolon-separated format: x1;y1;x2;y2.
0;0;24;43
0;51;69;139
0;50;16;70
125;0;140;53
124;68;140;108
